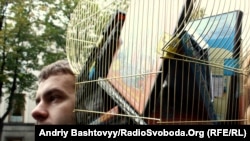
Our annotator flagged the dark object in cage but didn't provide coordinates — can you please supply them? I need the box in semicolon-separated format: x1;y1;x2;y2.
66;0;248;125
75;10;128;125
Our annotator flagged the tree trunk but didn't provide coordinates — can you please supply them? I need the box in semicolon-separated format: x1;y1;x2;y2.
0;66;17;140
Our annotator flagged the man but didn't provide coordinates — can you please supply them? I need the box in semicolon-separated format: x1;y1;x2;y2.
31;59;76;124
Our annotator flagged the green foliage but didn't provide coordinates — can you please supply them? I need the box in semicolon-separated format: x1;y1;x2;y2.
0;0;78;97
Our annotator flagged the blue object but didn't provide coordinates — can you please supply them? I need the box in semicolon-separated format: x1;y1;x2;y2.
224;58;239;76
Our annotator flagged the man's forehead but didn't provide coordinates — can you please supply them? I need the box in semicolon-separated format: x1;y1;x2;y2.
36;74;75;96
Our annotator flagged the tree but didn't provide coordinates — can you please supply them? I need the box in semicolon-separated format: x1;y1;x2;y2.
0;0;78;139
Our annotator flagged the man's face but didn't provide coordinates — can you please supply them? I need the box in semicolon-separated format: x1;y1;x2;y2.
31;73;76;125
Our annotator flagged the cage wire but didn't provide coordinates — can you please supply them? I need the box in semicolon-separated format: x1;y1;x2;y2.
66;0;250;125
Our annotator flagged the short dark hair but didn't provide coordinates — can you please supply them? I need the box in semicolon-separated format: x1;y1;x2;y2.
38;59;75;82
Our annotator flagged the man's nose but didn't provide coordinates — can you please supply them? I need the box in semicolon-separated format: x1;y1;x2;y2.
31;102;48;123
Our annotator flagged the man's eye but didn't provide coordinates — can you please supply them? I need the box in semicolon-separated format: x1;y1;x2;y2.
49;95;60;102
